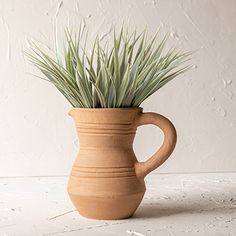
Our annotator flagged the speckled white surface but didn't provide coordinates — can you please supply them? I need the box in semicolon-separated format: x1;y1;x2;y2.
0;0;236;176
0;173;236;235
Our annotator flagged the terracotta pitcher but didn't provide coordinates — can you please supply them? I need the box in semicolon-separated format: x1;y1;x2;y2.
68;108;176;220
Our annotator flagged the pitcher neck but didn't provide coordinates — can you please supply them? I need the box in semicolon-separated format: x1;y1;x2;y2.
69;108;143;149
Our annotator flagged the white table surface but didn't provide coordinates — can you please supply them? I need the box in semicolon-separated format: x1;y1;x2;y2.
0;173;235;236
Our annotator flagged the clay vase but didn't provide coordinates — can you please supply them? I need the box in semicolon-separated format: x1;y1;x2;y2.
68;108;176;220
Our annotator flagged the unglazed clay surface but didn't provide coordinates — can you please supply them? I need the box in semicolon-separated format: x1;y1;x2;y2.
68;108;176;219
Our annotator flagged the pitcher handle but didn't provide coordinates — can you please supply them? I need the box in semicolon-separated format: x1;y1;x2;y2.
134;112;177;178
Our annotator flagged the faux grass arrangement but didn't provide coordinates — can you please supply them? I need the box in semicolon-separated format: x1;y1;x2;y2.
26;27;191;108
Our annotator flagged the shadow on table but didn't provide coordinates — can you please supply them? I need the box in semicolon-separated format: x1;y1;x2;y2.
134;193;235;219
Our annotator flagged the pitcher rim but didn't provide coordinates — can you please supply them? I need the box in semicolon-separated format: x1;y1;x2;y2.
68;107;143;116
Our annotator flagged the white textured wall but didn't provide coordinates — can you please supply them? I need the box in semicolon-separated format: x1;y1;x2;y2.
0;0;235;177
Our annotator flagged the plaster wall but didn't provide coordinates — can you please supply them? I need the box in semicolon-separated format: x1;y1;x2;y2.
0;0;235;176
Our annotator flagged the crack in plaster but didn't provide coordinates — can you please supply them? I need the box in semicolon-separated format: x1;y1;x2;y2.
1;16;11;61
